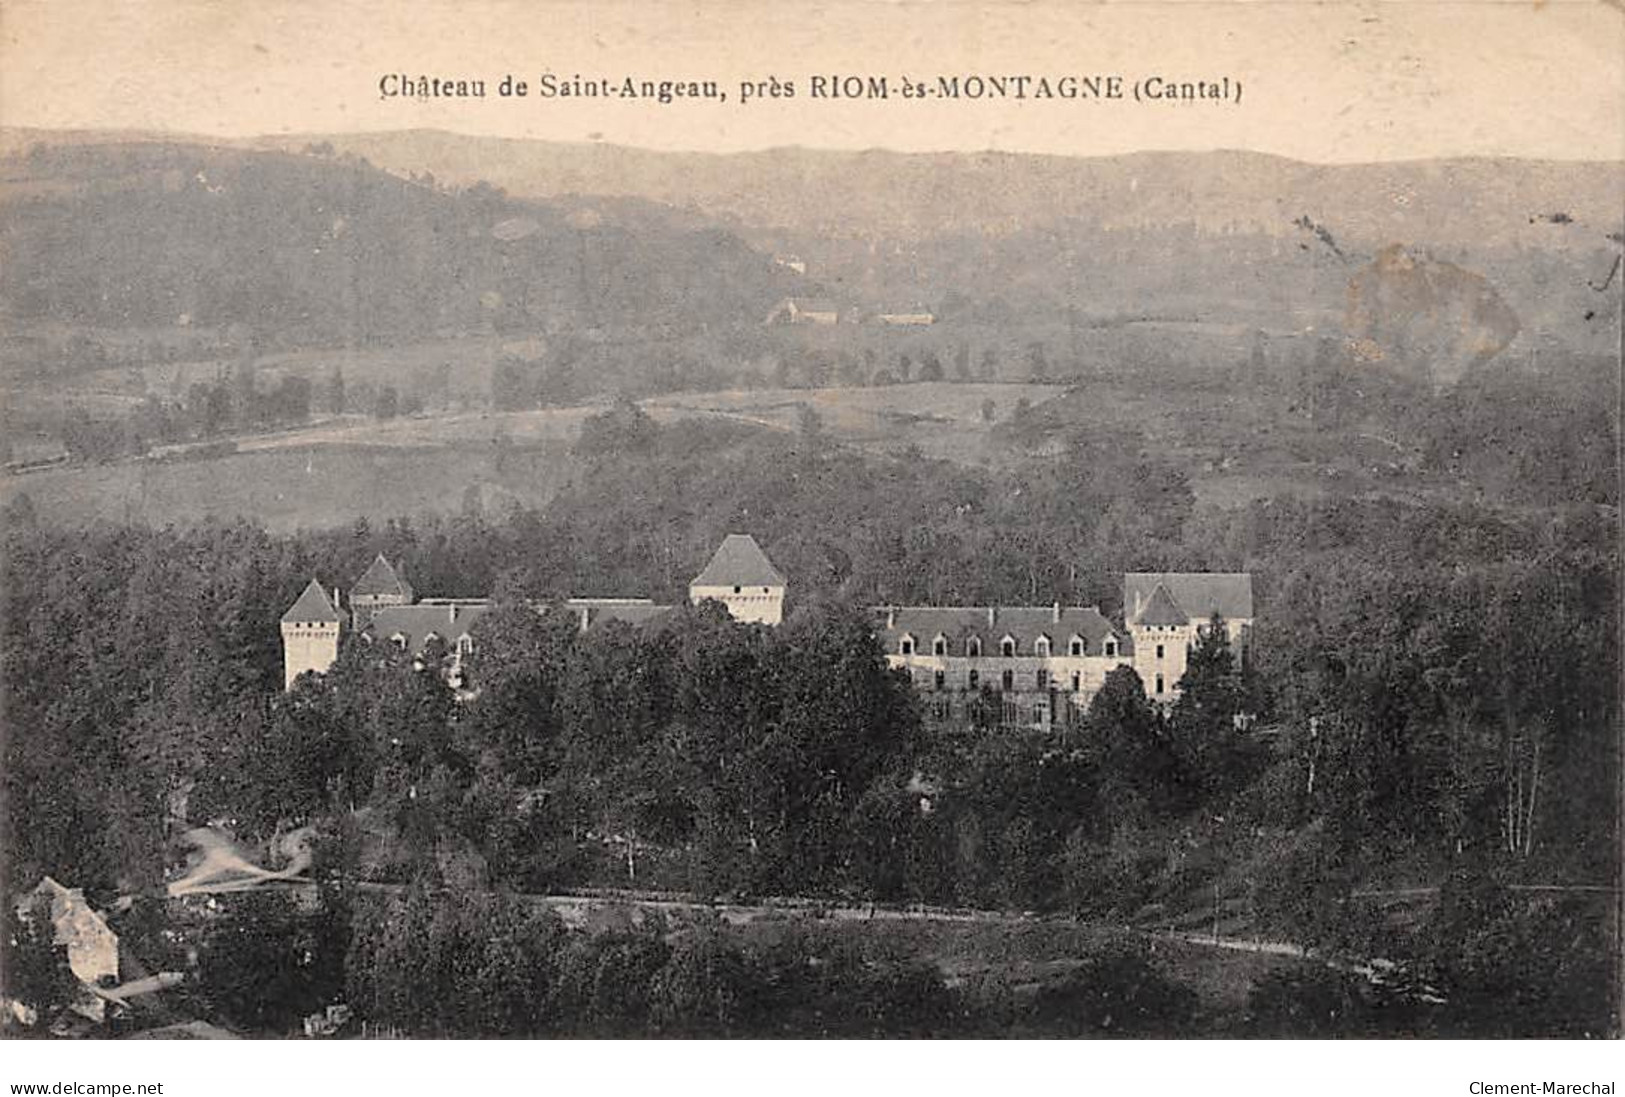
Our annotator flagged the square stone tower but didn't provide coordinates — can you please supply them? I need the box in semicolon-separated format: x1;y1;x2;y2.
281;578;343;689
1122;572;1253;702
688;534;787;625
349;553;414;630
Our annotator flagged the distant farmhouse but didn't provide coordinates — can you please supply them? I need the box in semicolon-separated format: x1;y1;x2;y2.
282;536;1251;725
873;308;935;326
764;297;843;325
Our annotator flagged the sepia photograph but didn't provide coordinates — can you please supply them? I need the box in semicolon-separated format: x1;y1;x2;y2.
0;0;1621;1085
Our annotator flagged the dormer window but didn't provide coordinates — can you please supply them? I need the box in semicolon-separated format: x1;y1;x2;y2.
1000;636;1017;657
1034;636;1051;657
390;633;408;652
966;637;982;658
456;634;474;657
1104;638;1118;657
932;635;948;656
899;635;915;656
1069;636;1085;656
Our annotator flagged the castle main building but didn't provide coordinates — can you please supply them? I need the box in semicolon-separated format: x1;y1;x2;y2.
876;571;1252;729
280;535;788;690
281;535;1251;725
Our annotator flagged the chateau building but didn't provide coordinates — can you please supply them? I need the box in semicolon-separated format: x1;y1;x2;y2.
875;572;1251;729
1123;572;1253;702
281;537;1251;724
280;535;787;688
875;604;1128;728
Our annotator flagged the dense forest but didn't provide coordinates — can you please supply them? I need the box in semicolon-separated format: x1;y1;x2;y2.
3;396;1616;1036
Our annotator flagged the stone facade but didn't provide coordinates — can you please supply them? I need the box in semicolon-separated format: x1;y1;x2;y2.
281;540;1252;720
876;574;1253;728
281;534;787;688
875;604;1131;729
1124;573;1253;703
687;534;787;625
279;579;343;690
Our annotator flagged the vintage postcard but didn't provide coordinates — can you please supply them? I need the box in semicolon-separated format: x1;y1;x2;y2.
0;0;1620;1088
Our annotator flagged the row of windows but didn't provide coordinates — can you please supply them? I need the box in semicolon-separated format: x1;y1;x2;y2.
897;634;1120;658
917;667;1168;695
380;632;475;656
925;696;1083;728
920;667;1091;693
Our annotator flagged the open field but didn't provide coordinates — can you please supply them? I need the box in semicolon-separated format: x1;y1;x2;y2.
0;374;1516;531
230;406;599;451
647;381;1071;465
2;383;1077;529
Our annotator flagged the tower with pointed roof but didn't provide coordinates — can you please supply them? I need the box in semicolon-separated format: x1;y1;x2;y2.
350;554;414;629
1123;572;1253;702
688;534;787;625
280;579;343;689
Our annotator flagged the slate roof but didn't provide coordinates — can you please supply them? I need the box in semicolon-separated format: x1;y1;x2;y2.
564;599;676;630
281;579;343;624
366;602;492;652
1123;573;1253;625
1133;584;1189;627
691;534;786;588
351;554;412;599
873;605;1128;657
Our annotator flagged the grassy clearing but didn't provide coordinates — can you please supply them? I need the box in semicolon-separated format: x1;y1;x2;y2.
231;406;599;451
647;381;1070;465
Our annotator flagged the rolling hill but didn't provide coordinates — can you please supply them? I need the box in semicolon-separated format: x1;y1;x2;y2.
229;132;1622;361
0;139;811;354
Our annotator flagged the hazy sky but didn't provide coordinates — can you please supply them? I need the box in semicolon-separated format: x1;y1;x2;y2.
3;0;1621;162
